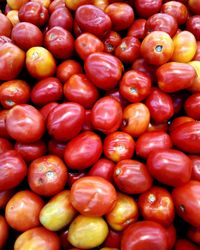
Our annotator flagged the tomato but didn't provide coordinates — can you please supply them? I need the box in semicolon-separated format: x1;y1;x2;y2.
28;155;68;196
88;158;115;182
172;181;200;227
65;0;93;11
64;131;102;170
194;41;200;61
70;176;117;216
134;0;162;18
75;4;111;38
67;171;87;188
169;116;194;133
0;150;27;191
114;159;153;194
0;137;13;153
136;131;172;158
82;109;93;131
68;215;109;249
48;139;65;159
147;121;169;133
188;0;200;14
6;104;45;143
5;190;44;232
11;22;43;51
0;190;13;208
0;13;12;37
91;96;123;134
184;93;200;120
6;10;20;26
49;0;65;14
7;0;29;10
40;190;77;231
105;3;134;31
170;121;200;154
121;221;168;250
186;15;200;41
103;229;122;248
47;103;85;142
103;132;135;162
0;42;25;81
40;102;59;121
106;192;138;231
15;140;47;162
64;74;99;109
121;103;150;137
145;13;178;37
0;110;10;138
189;155;200;182
166;224;176;250
170;91;189;114
0;215;9;249
84;52;123;90
127;19;146;40
187;226;200;245
14;227;60;250
103;31;122;54
174;239;200;250
107;89;128;109
188;61;200;93
156;62;196;92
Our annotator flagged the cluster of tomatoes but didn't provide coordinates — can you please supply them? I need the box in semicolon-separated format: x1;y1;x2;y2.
0;0;200;249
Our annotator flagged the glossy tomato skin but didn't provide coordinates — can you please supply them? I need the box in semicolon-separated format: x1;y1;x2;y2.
147;149;192;187
6;10;20;26
172;181;200;227
174;239;200;250
82;109;93;131
39;102;59;121
134;0;162;18
47;103;85;142
169;116;194;133
121;221;168;250
0;150;27;191
0;13;12;37
91;96;123;134
127;19;146;40
186;15;200;41
14;227;60;250
188;0;200;14
0;110;10;138
103;132;135;162
49;0;65;14
170;121;200;154
103;229;122;248
5;190;44;232
15;140;47;162
63;74;99;109
114;159;153;194
67;171;87;188
75;4;111;38
136;131;172;159
0;215;9;249
65;0;93;11
166;224;176;250
6;104;45;143
70;176;117;216
119;70;151;103
184;93;200;120
189;155;200;182
48;139;65;159
107;89;129;109
103;31;122;54
31;77;63;106
84;52;123;90
0;138;13;153
157;62;196;92
64;131;102;170
28;155;68;196
138;186;175;227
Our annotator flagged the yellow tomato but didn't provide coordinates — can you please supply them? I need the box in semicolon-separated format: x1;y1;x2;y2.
31;0;51;8
7;0;29;10
7;10;19;26
188;61;200;92
65;0;93;10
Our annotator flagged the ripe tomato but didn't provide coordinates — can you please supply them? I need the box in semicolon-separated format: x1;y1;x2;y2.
0;215;9;249
7;0;29;10
189;155;200;182
188;0;200;15
134;0;162;18
127;19;146;39
0;138;13;153
0;13;12;37
166;224;176;250
65;0;93;11
103;229;122;248
187;226;200;245
6;10;20;26
184;93;200;120
0;190;13;209
0;110;10;138
169;116;194;133
188;60;200;93
186;16;200;41
174;239;200;250
49;0;65;14
70;176;117;216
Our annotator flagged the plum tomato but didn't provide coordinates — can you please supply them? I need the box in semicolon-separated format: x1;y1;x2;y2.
187;226;200;245
39;102;59;121
70;176;117;216
107;89;129;109
0;215;9;249
186;15;200;41
194;41;200;61
82;109;93;131
64;131;102;170
166;224;176;250
67;171;87;188
114;159;153;194
103;229;122;248
0;13;12;37
5;190;44;232
188;60;200;93
174;239;200;250
134;0;162;18
189;155;200;182
6;10;20;26
28;155;68;196
0;138;13;153
7;0;29;10
169;116;195;133
0;150;27;191
127;19;146;40
184;93;200;120
188;0;200;15
0;110;10;138
103;31;122;54
48;139;65;159
49;0;65;14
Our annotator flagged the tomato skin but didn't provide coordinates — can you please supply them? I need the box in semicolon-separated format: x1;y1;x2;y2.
187;226;200;245
0;138;13;153
194;41;200;61
48;139;65;159
64;131;102;170
136;131;172;159
7;10;20;26
88;158;115;182
39;102;59;121
114;159;153;194
75;4;111;38
0;190;13;208
172;180;200;227
65;0;93;11
0;150;27;191
127;19;146;40
91;96;123;134
7;0;29;10
14;227;60;250
189;155;200;182
188;0;200;14
67;171;87;188
147;149;192;187
84;52;123;90
134;0;162;18
70;176;117;216
28;155;68;196
0;13;12;37
82;109;93;131
49;0;65;14
103;229;122;248
47;103;85;142
166;224;176;250
138;186;175;227
121;221;168;250
156;62;196;92
5;190;44;232
170;121;200;154
188;61;200;93
31;77;63;106
169;116;194;133
103;31;122;54
107;89;129;109
64;74;99;109
0;110;10;138
184;93;200;120
174;239;200;250
103;132;135;162
0;215;9;249
186;16;200;41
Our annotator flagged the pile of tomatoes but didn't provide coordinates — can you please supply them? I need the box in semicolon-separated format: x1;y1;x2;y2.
0;0;200;249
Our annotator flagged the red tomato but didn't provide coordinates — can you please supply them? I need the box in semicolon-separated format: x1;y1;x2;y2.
114;159;153;194
14;227;60;250
64;131;102;170
107;89;129;109
136;131;172;158
84;52;123;90
28;155;68;196
189;155;200;182
127;19;146;40
39;102;59;121
0;110;10;138
49;0;65;14
0;215;9;249
5;190;44;232
186;15;200;41
170;91;189;114
82;109;93;131
194;41;200;61
70;176;117;216
174;239;200;250
103;30;122;54
0;137;13;153
169;116;194;133
0;150;27;191
147;121;169;133
187;226;200;245
121;221;168;250
67;171;87;188
6;104;45;143
188;0;200;14
0;190;13;208
103;229;122;248
48;139;65;159
134;0;162;18
172;180;200;227
103;132;135;162
0;13;12;37
166;224;176;250
184;93;200;120
47;103;85;142
91;96;123;134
